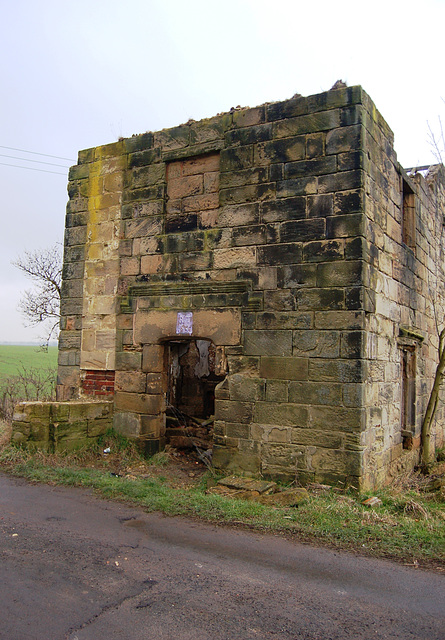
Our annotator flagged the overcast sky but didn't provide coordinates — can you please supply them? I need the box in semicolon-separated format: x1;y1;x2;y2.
1;0;444;343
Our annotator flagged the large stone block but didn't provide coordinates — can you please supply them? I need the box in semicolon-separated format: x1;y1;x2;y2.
244;330;293;356
115;370;147;393
259;356;308;381
254;402;308;427
273;110;341;138
309;406;365;432
277;264;317;288
135;309;241;346
326;124;362;155
316;261;363;287
256;311;313;331
219;183;275;206
293;330;340;358
113;411;141;438
228;375;265;402
280;218;326;243
216;399;253;424
225;124;272;146
308;359;364;383
260;197;306;222
288;381;342;406
220;146;254;172
255;137;305;165
114;392;164;415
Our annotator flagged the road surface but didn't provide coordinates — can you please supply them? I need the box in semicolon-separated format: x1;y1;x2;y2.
1;473;444;640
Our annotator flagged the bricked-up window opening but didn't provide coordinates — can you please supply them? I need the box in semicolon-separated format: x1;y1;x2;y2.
81;370;115;397
165;339;225;453
402;178;416;250
401;346;416;445
165;153;220;233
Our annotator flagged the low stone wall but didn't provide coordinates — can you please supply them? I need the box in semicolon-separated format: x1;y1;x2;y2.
11;400;113;452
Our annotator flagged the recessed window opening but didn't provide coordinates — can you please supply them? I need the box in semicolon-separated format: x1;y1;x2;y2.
164;338;226;458
401;345;416;440
402;178;416;250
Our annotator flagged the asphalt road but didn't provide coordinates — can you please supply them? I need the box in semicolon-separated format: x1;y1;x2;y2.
1;473;444;640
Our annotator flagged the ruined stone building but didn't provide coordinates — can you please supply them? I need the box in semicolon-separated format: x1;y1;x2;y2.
13;84;445;490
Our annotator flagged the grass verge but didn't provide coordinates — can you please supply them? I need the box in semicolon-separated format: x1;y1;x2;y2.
0;428;443;572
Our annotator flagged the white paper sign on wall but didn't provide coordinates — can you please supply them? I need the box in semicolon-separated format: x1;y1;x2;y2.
176;311;193;335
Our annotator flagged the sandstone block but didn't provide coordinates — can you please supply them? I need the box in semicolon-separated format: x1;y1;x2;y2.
303;240;344;263
310;406;364;432
218;203;260;227
261;197;306;222
273;110;340;139
114;392;164;415
140;415;164;437
113;411;141;438
276;177;317;197
265;379;288;402
244;330;292;356
292;330;340;358
216;399;253;424
219;183;275;206
135;309;241;346
317;261;362;287
307;194;333;218
289;381;342;406
277;264;317;288
255;137;305;165
115;371;147;393
318;170;363;194
115;351;142;371
213;247;256;269
254;402;308;427
326;124;362;155
305;133;324;158
259;356;308;381
284;156;336;179
220;146;253;172
327;213;365;238
225;124;272;146
228;375;265;402
257;243;302;266
280;218;325;243
257;488;308;506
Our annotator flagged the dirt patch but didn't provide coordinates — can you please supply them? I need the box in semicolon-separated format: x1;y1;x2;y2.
90;445;210;490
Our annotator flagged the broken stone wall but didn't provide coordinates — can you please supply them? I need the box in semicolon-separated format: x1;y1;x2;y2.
12;400;113;452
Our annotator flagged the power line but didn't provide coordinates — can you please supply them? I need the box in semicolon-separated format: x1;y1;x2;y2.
0;153;70;168
0;145;75;162
0;161;67;176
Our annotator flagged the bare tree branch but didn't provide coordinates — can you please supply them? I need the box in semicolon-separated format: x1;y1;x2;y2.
427;114;445;165
12;246;62;347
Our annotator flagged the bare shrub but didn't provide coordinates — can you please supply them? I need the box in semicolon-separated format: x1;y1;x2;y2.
0;364;56;423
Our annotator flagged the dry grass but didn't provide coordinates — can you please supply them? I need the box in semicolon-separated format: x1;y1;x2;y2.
0;420;12;448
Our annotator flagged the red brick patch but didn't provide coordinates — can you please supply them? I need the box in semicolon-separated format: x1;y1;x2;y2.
81;370;115;396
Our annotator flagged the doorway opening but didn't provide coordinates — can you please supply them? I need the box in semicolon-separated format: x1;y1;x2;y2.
164;338;226;459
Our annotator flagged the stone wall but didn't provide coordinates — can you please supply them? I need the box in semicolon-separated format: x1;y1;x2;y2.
12;400;113;452
54;84;445;489
362;102;445;487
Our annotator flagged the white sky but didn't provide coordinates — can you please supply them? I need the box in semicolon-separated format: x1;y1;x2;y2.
1;0;444;343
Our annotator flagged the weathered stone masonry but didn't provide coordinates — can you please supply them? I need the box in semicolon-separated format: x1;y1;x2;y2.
17;84;445;490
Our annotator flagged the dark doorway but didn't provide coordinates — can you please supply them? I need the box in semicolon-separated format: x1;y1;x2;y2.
164;339;226;456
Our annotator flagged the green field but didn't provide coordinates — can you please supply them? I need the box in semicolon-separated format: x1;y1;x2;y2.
0;345;58;380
